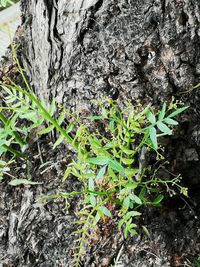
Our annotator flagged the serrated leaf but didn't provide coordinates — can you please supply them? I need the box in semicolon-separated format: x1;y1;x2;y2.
158;102;166;120
98;206;112;217
157;121;172;135
9;179;42;186
152;194;164;205
149;127;157;149
86;157;110;165
163;118;178;125
168;106;189;118
147;111;156;124
109;159;125;173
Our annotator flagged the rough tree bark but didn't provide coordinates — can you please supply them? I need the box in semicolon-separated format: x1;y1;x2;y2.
20;0;200;107
1;0;200;266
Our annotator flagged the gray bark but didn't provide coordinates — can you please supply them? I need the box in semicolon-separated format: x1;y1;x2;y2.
21;0;200;109
1;0;200;266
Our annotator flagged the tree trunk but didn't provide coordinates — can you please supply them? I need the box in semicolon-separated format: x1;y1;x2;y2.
1;0;200;266
20;0;200;108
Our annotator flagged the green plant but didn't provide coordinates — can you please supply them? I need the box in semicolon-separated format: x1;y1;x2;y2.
0;81;75;181
1;81;188;266
0;0;15;7
193;259;200;267
0;40;78;181
36;99;188;266
0;44;189;266
0;109;26;156
146;101;188;149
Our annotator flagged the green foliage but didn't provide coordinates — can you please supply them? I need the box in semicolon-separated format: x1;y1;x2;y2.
36;99;188;266
0;0;15;8
146;103;188;149
0;82;61;179
193;259;200;267
0;108;26;158
0;44;189;266
0;52;75;179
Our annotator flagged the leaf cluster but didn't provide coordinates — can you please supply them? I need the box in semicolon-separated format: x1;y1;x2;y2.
146;102;188;149
0;79;74;181
62;100;188;238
